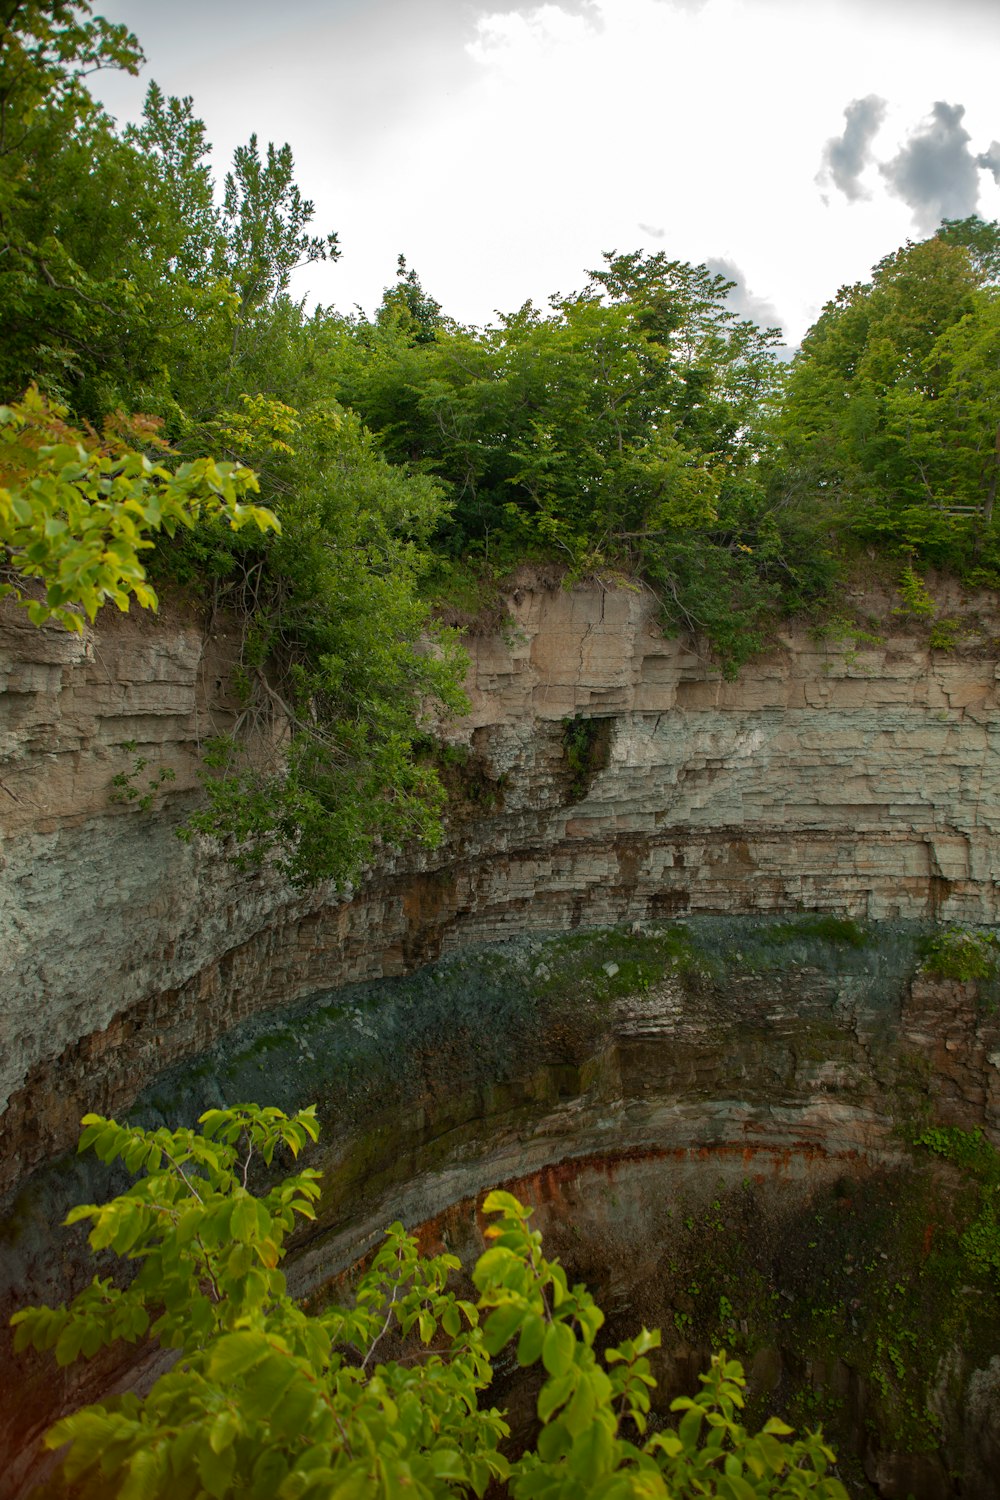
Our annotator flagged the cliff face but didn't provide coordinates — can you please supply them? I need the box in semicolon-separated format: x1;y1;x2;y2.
3;576;1000;1498
2;576;999;1191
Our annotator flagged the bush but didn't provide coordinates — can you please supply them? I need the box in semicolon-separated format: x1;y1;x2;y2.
13;1108;849;1498
919;927;1000;982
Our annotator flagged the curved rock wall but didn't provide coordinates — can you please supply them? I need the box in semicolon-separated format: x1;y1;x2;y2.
3;575;1000;1496
2;578;1000;1191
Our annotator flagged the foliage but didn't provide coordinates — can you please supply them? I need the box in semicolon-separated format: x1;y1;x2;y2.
375;255;445;346
332;252;834;673
918;927;1000;982
778;223;1000;574
222;135;337;314
174;403;468;888
13;1109;848;1499
110;740;177;813
0;5;465;888
0;388;277;628
763;916;869;950
913;1126;1000;1281
561;716;612;802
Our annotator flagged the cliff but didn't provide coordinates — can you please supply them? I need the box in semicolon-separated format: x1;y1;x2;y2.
2;575;999;1190
3;575;1000;1497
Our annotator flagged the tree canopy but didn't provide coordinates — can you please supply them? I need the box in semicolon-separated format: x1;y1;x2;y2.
778;224;1000;572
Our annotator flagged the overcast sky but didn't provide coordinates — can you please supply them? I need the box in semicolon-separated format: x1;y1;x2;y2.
93;0;1000;346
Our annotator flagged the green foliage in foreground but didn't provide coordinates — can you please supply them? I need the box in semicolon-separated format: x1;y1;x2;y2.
13;1108;848;1500
0;389;277;630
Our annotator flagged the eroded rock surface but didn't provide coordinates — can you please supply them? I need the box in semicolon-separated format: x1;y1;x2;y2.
3;578;1000;1192
3;577;1000;1496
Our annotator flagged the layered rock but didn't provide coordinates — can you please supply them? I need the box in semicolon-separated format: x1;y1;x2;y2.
3;575;1000;1496
2;577;999;1191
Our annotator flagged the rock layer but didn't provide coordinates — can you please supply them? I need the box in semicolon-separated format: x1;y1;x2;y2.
3;576;1000;1496
2;577;999;1191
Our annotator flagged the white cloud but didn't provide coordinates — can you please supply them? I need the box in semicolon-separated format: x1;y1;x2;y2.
95;0;1000;343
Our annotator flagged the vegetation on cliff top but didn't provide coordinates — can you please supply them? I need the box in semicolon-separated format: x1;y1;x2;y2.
1;3;999;888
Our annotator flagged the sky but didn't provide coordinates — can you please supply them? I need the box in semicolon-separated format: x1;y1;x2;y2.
92;0;1000;347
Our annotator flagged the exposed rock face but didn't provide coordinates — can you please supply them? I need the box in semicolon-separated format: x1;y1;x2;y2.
3;576;1000;1496
2;577;999;1189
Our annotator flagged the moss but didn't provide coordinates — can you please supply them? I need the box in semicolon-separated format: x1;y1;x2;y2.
919;926;1000;982
761;915;870;949
528;924;705;1007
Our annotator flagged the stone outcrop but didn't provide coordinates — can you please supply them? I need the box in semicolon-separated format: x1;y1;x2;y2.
2;576;999;1192
3;574;1000;1497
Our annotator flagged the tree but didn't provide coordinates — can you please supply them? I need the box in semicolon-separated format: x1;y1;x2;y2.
13;1107;849;1499
222;133;338;382
936;216;1000;286
340;250;784;567
778;226;1000;571
175;398;468;889
0;1;144;405
123;84;224;289
0;387;277;629
375;255;445;346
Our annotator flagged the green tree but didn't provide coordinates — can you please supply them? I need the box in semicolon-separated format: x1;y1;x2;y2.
0;1;144;405
175;397;467;889
778;225;1000;571
936;215;1000;286
222;133;338;383
341;251;783;566
0;387;276;629
124;83;223;288
13;1108;849;1499
375;254;445;346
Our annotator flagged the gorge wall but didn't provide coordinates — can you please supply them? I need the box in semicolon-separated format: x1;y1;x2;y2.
2;575;999;1186
3;574;1000;1497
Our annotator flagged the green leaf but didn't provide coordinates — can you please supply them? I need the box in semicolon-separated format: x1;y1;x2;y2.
538;1371;575;1424
209;1408;240;1454
207;1331;270;1383
718;1476;760;1500
230;1195;259;1242
482;1190;527;1218
678;1404;705;1453
197;1431;237;1498
516;1313;545;1367
121;1446;168;1500
542;1319;576;1378
483;1302;525;1355
562;1371;597;1436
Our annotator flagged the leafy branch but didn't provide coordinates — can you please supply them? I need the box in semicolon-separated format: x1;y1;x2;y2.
11;1110;849;1499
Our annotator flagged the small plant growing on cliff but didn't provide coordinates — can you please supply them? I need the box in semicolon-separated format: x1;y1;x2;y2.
561;715;612;802
893;560;937;620
919;926;1000;982
110;741;177;813
914;1127;1000;1281
12;1109;849;1498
